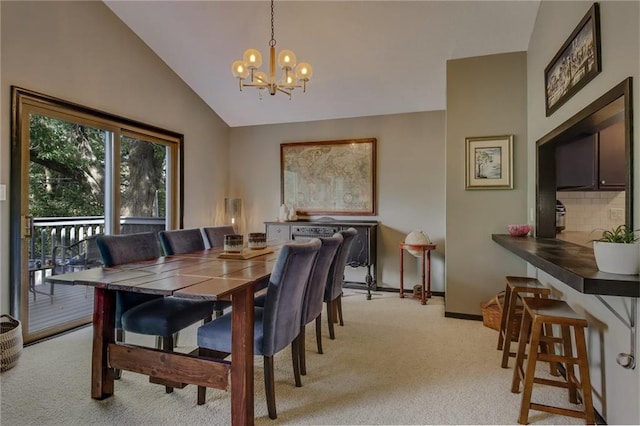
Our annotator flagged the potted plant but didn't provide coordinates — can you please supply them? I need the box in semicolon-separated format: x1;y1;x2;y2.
591;225;640;275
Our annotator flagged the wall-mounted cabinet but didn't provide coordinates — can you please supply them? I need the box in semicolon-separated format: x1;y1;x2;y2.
598;121;626;189
555;121;625;191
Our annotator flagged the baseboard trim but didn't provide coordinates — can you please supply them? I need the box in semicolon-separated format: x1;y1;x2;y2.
344;282;445;298
445;311;483;321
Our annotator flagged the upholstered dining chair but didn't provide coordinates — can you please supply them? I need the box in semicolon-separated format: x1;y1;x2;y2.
254;234;343;377
96;231;162;346
296;234;343;376
96;232;215;392
323;227;357;339
158;228;205;255
196;239;321;419
158;228;230;317
202;225;236;248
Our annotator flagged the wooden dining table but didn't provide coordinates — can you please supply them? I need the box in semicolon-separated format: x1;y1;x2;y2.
46;241;285;426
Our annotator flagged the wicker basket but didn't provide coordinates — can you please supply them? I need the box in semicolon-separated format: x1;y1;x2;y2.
480;291;522;341
1;314;23;372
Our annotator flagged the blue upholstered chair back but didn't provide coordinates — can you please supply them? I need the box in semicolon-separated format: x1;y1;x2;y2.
96;232;161;267
300;234;343;326
203;225;236;248
96;232;162;328
324;228;357;302
261;239;321;356
158;228;205;255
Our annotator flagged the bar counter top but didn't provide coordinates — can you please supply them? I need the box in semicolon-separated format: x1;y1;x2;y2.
492;234;639;298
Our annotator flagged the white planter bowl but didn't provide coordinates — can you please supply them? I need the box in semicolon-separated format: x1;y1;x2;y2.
593;241;640;275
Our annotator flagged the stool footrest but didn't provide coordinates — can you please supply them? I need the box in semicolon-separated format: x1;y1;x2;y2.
538;353;578;364
533;376;570;389
529;403;589;420
539;335;563;344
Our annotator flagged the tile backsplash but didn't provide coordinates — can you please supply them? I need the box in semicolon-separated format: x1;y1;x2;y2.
556;191;626;233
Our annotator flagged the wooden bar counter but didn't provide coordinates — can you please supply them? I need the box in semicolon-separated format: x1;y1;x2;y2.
492;234;640;298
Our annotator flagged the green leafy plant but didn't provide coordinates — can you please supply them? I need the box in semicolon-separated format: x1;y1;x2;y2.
592;224;640;243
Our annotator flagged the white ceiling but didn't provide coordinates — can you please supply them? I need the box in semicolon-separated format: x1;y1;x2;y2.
105;1;541;128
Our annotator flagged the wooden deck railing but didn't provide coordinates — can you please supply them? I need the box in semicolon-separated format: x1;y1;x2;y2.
29;216;165;268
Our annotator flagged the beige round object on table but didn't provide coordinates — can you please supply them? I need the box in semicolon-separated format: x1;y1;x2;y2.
404;230;431;257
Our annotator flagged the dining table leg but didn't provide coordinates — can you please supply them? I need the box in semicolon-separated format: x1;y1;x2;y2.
231;286;255;426
91;287;115;399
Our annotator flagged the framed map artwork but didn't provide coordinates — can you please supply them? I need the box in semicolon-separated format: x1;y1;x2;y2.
281;138;376;215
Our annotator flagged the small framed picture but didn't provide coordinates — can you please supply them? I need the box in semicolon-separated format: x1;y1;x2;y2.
465;135;513;190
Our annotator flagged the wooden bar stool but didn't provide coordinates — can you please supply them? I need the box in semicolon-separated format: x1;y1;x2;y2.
498;276;554;370
511;297;595;425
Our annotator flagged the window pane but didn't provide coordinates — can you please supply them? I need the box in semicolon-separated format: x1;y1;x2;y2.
29;114;106;217
119;135;167;234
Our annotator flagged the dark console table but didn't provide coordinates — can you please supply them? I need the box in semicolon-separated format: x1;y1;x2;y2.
265;220;378;299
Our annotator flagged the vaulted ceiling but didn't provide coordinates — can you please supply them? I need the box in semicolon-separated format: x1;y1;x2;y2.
105;1;541;128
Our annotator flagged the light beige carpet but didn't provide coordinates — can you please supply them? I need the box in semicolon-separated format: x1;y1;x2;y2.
0;290;587;425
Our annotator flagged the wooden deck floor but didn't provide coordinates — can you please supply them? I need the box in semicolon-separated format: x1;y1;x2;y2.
27;280;94;334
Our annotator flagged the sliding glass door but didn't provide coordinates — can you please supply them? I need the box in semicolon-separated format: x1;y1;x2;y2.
11;87;182;343
25;112;108;339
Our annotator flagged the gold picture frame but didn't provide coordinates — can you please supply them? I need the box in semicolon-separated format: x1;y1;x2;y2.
465;135;513;190
281;138;376;215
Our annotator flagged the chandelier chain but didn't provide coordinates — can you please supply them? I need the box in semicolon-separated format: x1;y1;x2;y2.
269;0;276;47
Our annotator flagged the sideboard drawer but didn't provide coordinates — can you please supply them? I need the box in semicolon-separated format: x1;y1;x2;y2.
266;223;291;241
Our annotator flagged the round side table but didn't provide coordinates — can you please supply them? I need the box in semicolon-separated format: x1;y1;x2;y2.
399;242;437;305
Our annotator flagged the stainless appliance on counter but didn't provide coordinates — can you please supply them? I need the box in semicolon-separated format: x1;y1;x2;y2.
556;200;566;233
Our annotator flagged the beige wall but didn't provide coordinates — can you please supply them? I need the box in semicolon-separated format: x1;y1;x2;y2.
1;1;638;421
445;52;529;316
229;112;446;292
0;1;230;314
526;1;640;423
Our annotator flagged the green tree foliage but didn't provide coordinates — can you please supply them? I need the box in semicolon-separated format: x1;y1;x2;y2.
29;114;167;219
29;114;105;217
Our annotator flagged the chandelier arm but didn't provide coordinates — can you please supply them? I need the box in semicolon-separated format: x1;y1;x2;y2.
276;86;293;99
242;83;268;88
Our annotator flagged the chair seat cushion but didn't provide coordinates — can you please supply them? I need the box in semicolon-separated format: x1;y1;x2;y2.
121;296;215;337
197;307;265;355
116;292;161;328
253;294;266;307
213;300;232;311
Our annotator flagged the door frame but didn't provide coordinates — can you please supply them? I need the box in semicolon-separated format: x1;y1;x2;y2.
10;86;184;343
